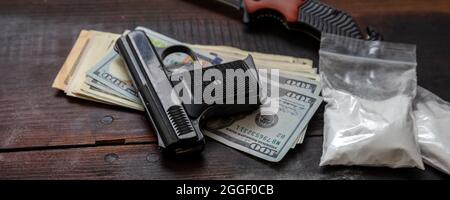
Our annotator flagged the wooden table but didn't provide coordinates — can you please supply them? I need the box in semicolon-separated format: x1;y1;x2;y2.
0;0;449;179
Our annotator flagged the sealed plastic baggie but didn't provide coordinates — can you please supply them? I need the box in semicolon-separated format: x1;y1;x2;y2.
414;87;450;175
319;33;424;169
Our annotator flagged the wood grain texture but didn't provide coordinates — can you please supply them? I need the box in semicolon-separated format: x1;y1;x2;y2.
0;137;447;180
0;0;449;179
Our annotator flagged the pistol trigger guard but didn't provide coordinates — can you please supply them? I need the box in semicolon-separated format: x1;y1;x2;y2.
161;45;199;65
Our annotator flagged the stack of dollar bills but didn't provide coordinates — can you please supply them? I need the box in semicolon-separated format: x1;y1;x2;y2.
52;26;323;162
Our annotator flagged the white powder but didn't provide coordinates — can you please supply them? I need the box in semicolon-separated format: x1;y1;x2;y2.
320;88;424;169
414;87;450;175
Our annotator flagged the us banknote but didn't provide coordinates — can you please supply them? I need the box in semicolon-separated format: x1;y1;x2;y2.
203;82;322;162
259;73;321;148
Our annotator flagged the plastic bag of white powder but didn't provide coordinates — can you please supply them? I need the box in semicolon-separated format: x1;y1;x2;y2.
319;33;424;169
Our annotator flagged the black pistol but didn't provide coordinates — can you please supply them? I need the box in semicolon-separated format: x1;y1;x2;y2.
115;30;261;155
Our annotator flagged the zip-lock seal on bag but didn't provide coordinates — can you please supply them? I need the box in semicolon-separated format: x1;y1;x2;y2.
319;33;424;169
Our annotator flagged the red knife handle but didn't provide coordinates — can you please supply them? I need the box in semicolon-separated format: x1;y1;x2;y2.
243;0;369;40
244;0;307;23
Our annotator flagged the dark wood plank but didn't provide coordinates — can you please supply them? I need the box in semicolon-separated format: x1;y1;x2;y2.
0;137;447;179
0;0;449;179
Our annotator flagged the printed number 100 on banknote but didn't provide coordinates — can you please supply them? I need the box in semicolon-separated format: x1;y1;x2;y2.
203;84;322;162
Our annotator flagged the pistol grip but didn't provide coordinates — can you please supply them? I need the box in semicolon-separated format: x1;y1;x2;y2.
172;55;261;120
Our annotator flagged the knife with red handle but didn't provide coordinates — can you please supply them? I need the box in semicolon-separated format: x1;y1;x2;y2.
216;0;382;40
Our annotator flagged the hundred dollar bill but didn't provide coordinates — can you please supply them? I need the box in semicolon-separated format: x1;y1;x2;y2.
259;72;321;149
86;50;141;103
274;72;321;147
203;83;322;162
265;72;313;148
